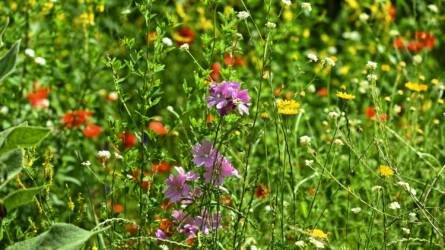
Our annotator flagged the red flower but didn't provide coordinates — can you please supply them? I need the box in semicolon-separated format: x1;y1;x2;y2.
152;162;172;174
63;110;93;128
365;107;376;118
131;169;151;190
148;121;168;135
210;63;221;81
407;41;423;52
416;32;435;49
113;203;124;213
393;37;405;50
27;87;50;108
255;183;270;199
159;219;173;235
147;31;157;43
83;123;102;138
173;27;195;45
120;132;136;149
206;114;214;124
224;53;246;66
317;87;328;97
387;4;396;22
125;223;139;235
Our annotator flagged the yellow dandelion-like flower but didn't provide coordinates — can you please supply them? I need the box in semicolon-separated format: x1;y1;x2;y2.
308;229;328;240
276;99;300;115
405;82;428;92
260;112;270;120
336;91;355;100
381;64;391;72
378;165;394;177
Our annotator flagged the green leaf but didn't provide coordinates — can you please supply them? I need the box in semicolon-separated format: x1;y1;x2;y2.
0;18;9;48
0;39;20;81
0;149;22;190
0;125;50;155
6;223;97;250
3;185;45;211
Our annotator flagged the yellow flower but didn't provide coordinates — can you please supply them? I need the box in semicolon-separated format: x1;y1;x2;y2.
381;64;391;72
96;4;105;13
260;112;270;120
405;82;428;92
277;99;300;115
309;229;328;240
336;91;355;100
431;79;439;85
378;165;394;177
67;196;75;211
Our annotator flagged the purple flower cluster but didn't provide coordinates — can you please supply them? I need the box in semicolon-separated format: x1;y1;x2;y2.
192;140;238;186
206;81;250;116
172;209;221;240
163;167;198;202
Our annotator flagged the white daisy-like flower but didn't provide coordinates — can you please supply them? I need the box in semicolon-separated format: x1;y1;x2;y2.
97;150;111;160
389;201;401;210
237;11;250;20
162;37;173;46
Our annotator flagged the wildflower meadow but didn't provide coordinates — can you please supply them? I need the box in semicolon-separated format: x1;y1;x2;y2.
1;0;445;249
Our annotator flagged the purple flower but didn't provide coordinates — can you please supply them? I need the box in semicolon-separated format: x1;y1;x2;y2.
155;229;167;240
204;157;238;186
192;140;217;168
206;81;250;116
164;167;198;202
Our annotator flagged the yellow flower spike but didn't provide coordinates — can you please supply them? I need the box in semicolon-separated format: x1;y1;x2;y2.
336;91;355;100
277;99;300;115
309;229;328;240
405;82;428;92
378;165;394;177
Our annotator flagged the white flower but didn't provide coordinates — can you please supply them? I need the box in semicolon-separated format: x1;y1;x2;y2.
81;161;91;167
367;74;378;81
25;48;36;58
307;84;316;93
265;21;276;29
159;245;169;250
323;57;336;67
162;37;173;46
121;9;131;15
359;80;370;93
359;13;369;22
328;111;340;119
351;207;362;214
301;2;312;14
295;240;306;247
114;152;123;160
265;205;272;211
300;135;311;146
389;29;400;37
397;181;417;196
309;238;325;249
306;52;318;62
46;120;54;128
97;150;111;160
394;104;402;114
428;4;438;13
371;185;383;192
237;11;250;20
402;227;410;234
250;246;258;250
0;106;9;115
282;0;292;6
389;201;401;210
409;212;417;222
179;43;189;51
367;61;377;70
34;57;46;65
413;55;422;65
305;160;314;167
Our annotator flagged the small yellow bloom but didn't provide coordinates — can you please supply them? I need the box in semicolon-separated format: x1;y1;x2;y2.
431;79;440;85
378;165;394;177
405;82;428;92
260;112;270;120
277;99;300;115
381;64;391;72
67;196;75;211
96;4;105;13
309;229;328;240
336;91;355;100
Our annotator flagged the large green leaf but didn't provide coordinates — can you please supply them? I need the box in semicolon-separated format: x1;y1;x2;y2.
0;125;50;155
0;149;22;190
3;185;45;211
0;39;20;81
6;223;96;250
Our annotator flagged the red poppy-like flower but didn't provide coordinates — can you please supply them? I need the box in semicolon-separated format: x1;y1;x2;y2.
173;27;195;45
152;162;172;174
407;41;423;52
224;53;246;66
416;32;435;49
83;123;102;138
387;4;396;22
365;107;376;118
159;219;173;235
27;87;50;108
255;183;270;199
148;121;168;135
210;63;221;81
120;132;136;149
113;203;124;213
63;110;93;128
317;87;328;97
393;37;405;50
